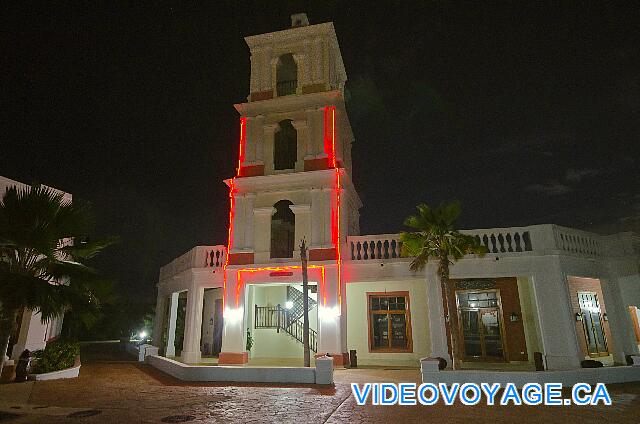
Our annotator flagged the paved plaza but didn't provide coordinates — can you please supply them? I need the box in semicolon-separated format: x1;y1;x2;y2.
0;346;639;423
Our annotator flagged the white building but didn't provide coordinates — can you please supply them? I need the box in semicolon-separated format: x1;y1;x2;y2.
0;176;69;359
152;15;640;370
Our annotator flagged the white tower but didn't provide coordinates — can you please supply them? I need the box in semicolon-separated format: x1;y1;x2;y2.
219;14;361;365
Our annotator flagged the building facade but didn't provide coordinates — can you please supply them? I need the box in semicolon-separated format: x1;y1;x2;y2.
0;176;69;360
152;15;640;370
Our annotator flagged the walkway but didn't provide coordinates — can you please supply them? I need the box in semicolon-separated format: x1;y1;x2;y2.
0;344;638;423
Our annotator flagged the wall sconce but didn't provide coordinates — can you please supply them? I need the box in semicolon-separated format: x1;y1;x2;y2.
445;314;450;323
603;313;608;321
509;312;519;322
575;312;583;321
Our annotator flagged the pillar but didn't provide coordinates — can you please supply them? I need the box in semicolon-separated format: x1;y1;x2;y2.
165;292;179;357
315;266;347;366
263;123;279;174
218;270;248;364
291;119;308;172
425;264;451;363
181;285;205;364
152;291;166;349
289;204;311;257
530;265;582;369
600;277;640;362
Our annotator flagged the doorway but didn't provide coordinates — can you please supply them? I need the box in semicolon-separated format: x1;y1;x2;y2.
456;290;506;361
578;291;609;357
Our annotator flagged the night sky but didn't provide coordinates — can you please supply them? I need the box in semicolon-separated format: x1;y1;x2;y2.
3;2;639;300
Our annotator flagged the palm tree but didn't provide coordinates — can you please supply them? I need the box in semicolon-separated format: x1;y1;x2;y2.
400;202;485;370
0;184;115;375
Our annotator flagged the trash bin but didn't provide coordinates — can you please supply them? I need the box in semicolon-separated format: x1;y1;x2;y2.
14;350;32;382
349;349;357;368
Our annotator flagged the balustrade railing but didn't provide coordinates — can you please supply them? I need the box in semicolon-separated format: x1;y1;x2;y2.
254;305;317;352
276;80;297;96
552;225;603;256
461;229;533;253
349;234;403;261
159;245;226;280
346;224;620;261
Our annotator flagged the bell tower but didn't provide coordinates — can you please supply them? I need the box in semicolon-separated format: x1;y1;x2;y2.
219;14;361;365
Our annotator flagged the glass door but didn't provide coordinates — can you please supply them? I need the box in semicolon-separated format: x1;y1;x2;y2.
456;290;506;361
578;292;608;357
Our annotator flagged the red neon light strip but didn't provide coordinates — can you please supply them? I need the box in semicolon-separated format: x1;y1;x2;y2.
335;168;342;307
237;117;246;176
234;265;327;306
324;106;337;168
223;178;236;311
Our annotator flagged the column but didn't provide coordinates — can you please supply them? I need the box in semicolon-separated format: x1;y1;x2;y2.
600;277;640;362
152;291;166;349
253;206;275;263
321;187;333;247
263;123;279;174
270;57;279;97
530;264;582;369
289;204;311;257
310;188;323;248
316;266;347;365
165;292;179;357
249;50;258;93
218;271;248;364
293;53;307;91
181;285;205;363
291;119;308;172
262;47;272;92
244;193;256;251
232;195;246;251
254;115;265;164
245;116;255;164
425;264;452;363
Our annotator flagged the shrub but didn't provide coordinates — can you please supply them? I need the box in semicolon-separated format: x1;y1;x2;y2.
32;340;80;374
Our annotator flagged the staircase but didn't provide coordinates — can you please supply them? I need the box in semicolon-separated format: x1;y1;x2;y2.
254;304;317;352
286;285;317;324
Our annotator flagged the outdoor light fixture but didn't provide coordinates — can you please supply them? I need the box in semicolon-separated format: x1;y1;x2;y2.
224;307;244;322
509;312;519;322
603;313;608;321
575;312;583;321
209;318;214;326
285;301;294;309
318;305;340;320
139;331;147;339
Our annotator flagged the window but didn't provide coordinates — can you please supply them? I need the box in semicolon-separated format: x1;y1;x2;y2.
271;200;295;258
368;292;412;352
274;120;297;170
276;53;297;96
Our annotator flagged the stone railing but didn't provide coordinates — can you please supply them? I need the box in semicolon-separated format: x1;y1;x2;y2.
461;228;533;254
348;234;403;261
159;245;226;280
552;225;603;257
346;224;629;261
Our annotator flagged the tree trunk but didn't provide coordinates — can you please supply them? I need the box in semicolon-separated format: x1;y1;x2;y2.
300;239;311;367
440;258;460;370
0;308;19;377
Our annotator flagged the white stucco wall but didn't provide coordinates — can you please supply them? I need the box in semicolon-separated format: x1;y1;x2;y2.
517;276;544;362
200;288;223;355
247;284;318;359
346;279;429;367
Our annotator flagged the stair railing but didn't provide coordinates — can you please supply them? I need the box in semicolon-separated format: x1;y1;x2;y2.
254;304;317;352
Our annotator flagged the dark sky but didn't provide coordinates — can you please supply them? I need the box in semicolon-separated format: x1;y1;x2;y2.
2;2;639;300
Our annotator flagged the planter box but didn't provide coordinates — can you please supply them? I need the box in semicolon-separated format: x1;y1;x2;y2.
28;356;81;381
